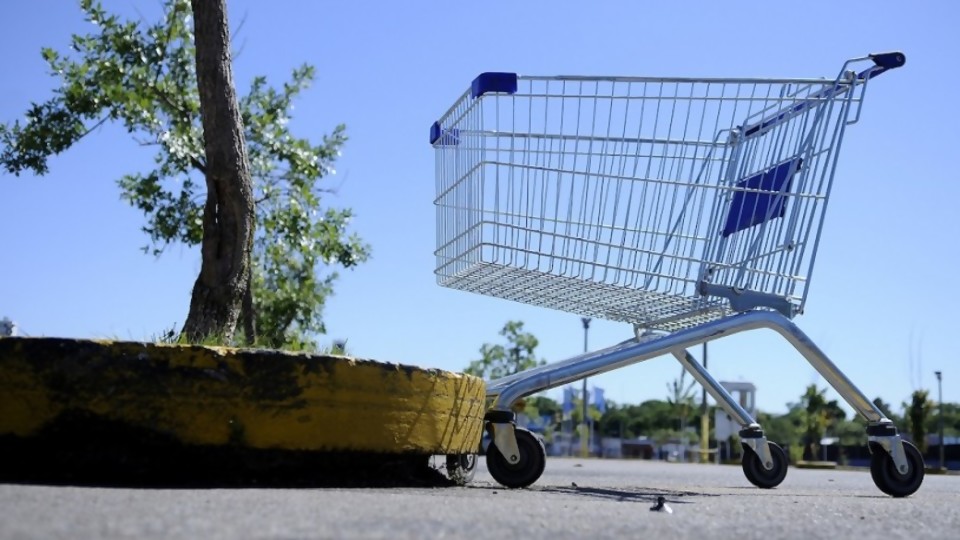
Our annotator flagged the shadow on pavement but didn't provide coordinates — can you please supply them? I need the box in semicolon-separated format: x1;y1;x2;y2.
0;412;455;489
470;482;711;504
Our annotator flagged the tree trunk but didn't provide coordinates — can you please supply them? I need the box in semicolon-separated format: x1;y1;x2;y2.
181;0;255;344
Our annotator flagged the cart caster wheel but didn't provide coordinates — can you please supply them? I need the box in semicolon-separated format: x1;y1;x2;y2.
485;428;546;489
445;454;477;485
742;441;788;489
870;440;924;498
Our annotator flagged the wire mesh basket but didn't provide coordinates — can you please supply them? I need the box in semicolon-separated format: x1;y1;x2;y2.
431;55;903;331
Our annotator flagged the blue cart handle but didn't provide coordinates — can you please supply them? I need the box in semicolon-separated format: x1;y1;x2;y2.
742;52;905;137
859;52;906;79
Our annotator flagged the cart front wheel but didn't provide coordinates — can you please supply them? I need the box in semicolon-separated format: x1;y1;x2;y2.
742;441;788;489
445;454;477;485
870;440;924;497
485;427;546;489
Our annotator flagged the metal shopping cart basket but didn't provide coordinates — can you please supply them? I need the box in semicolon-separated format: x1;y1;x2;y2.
430;53;919;496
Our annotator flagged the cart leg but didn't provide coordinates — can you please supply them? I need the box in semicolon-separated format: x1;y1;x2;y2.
485;411;520;464
671;349;787;488
763;313;923;496
763;315;910;473
670;349;758;432
670;350;772;469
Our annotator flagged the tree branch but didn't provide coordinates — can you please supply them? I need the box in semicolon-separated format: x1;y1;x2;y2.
231;9;249;60
134;137;161;147
190;155;206;175
75;116;110;143
152;0;180;89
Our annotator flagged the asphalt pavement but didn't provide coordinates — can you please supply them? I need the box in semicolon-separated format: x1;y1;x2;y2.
1;457;957;539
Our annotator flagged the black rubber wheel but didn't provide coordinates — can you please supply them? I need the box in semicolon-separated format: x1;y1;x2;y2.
485;427;546;489
741;441;788;489
870;440;924;498
445;454;477;485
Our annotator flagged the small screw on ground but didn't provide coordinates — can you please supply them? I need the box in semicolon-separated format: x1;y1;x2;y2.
650;496;673;514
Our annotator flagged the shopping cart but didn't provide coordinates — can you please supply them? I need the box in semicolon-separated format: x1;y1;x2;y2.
431;53;919;496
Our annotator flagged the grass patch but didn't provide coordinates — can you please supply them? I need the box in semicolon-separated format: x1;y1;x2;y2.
149;324;350;355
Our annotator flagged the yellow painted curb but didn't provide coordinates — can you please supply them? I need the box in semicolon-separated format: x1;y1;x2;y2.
0;337;485;455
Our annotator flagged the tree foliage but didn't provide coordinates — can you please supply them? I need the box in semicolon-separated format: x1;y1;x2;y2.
666;367;698;434
926;402;960;438
523;395;562;420
464;321;546;380
792;385;846;458
0;0;368;348
906;389;933;452
756;408;803;448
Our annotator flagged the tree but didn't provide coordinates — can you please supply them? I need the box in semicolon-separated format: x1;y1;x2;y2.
925;402;960;438
0;0;368;348
598;398;714;441
524;395;561;420
757;408;802;449
597;401;630;438
906;389;933;453
799;384;828;460
832;419;866;447
463;321;545;380
565;390;603;426
666;368;697;438
619;399;676;438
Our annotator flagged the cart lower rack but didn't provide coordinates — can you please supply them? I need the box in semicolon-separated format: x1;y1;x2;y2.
431;53;921;496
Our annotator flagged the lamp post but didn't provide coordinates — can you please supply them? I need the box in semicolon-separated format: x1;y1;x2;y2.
935;370;944;471
700;342;709;463
580;317;591;458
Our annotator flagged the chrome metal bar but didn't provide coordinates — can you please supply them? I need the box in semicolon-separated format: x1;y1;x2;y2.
486;336;654;396
670;349;755;427
489;312;761;409
870;432;909;475
770;315;886;423
488;310;886;426
521;75;841;85
490;423;520;464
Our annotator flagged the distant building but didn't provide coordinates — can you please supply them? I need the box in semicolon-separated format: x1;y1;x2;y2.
622;438;656;459
714;381;757;442
0;317;17;337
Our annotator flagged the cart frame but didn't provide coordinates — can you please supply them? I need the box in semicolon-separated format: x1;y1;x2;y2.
431;53;919;496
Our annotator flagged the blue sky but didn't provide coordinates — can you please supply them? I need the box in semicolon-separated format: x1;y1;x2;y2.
1;1;957;417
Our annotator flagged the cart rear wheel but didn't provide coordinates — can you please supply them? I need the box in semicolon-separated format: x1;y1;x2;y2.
870;440;924;497
445;453;477;485
742;441;788;489
485;428;546;489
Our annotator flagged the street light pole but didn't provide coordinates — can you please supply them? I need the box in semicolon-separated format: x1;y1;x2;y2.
580;317;591;458
935;370;944;471
700;342;709;463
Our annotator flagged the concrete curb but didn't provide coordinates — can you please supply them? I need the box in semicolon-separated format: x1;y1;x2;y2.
0;337;485;455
